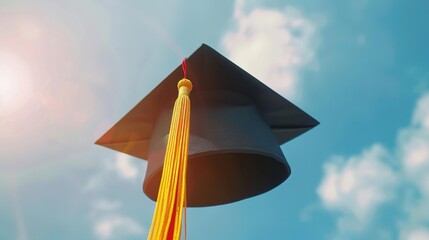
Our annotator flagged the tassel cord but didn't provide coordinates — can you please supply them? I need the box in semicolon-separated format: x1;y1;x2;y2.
148;78;192;240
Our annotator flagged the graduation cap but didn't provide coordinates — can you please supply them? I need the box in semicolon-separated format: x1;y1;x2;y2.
96;44;318;239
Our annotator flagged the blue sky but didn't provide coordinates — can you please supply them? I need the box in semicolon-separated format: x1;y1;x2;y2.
1;0;429;239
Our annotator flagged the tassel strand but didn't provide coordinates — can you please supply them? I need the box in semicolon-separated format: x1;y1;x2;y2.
148;78;192;240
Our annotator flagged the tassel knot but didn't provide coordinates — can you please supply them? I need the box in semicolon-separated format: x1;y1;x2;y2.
178;79;193;96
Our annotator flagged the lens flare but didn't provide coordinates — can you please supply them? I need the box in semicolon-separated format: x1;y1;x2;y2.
0;53;34;117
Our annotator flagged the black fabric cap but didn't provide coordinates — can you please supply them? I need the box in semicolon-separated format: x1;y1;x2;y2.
95;44;318;206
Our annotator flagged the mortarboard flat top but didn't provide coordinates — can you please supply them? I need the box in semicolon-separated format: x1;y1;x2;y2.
96;44;318;159
96;44;318;206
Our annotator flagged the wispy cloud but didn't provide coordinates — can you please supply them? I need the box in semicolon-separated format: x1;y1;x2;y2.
94;216;145;240
91;199;146;240
317;144;397;231
317;92;429;238
397;93;429;239
83;154;148;239
115;153;139;179
400;228;429;240
82;153;145;192
222;0;320;99
92;199;123;212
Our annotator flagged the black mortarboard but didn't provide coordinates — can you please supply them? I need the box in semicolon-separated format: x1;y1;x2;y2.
95;44;318;207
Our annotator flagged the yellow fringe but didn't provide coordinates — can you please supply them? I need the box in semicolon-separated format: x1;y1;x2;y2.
148;78;192;240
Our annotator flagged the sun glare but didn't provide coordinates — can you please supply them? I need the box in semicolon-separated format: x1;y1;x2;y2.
0;53;33;116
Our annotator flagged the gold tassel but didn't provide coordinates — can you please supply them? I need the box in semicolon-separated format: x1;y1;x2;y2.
148;78;192;240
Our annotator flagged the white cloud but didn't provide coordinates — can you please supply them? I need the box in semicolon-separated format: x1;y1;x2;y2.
222;0;320;99
83;157;148;239
412;94;429;128
94;215;145;240
115;153;138;179
318;144;397;230
397;93;429;238
401;228;429;240
317;92;429;237
82;153;146;192
89;198;145;240
403;94;429;182
92;199;122;212
399;128;429;195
